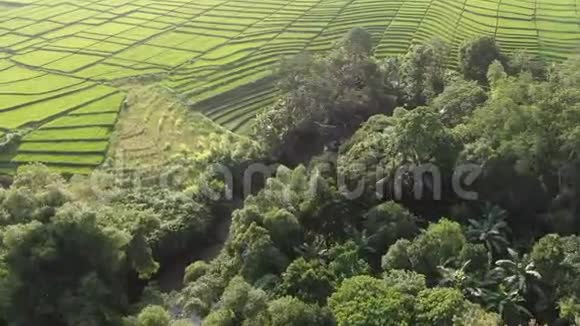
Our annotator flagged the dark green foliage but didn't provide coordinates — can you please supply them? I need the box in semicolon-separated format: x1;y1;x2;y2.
458;243;489;274
493;248;542;297
466;205;510;264
117;187;212;259
178;39;580;326
218;276;268;322
230;222;288;282
254;28;395;161
459;36;504;83
1;211;131;326
328;275;413;326
268;296;333;326
363;201;418;254
0;159;221;325
459;58;580;221
327;240;371;281
507;49;547;80
279;258;336;304
431;79;488;127
531;234;580;311
262;208;302;253
381;238;412;271
184;261;210;284
400;39;448;106
177;264;227;316
0;164;67;224
338;107;461;202
1;28;580;326
383;219;467;282
337;27;374;55
200;277;335;326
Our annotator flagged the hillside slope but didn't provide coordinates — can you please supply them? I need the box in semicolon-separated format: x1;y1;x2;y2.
0;0;578;173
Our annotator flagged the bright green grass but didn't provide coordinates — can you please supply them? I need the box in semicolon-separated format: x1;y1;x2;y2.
41;113;118;128
88;41;128;54
25;4;77;21
0;85;116;129
44;54;104;72
0;18;33;30
13;153;104;165
0;167;16;176
12;50;70;66
0;66;44;84
157;33;229;52
43;165;96;175
0;33;29;47
75;63;165;80
23;127;111;141
87;22;135;36
7;38;45;52
18;141;109;153
71;92;125;114
119;27;163;40
46;36;99;49
114;44;166;62
43;24;92;39
0;74;83;94
0;82;91;112
147;31;198;48
0;60;12;70
146;48;198;66
202;40;270;60
18;21;62;36
50;9;99;24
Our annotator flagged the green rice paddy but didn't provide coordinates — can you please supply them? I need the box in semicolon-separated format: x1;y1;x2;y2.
0;0;578;174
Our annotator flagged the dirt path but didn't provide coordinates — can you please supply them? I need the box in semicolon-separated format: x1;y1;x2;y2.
156;205;235;292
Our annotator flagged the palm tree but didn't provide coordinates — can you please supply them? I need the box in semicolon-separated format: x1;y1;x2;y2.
347;226;376;256
438;260;470;289
493;248;542;296
466;203;511;264
438;260;492;300
294;234;329;260
482;286;532;323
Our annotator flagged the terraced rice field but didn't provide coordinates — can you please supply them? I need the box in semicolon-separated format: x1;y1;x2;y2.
0;0;578;174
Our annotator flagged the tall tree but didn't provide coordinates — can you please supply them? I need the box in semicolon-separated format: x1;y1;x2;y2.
459;36;504;83
0;210;135;325
400;39;448;106
493;248;542;297
328;275;413;326
279;258;336;304
254;28;395;162
431;79;488;127
466;204;511;265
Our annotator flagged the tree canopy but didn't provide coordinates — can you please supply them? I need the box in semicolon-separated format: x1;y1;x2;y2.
1;28;579;326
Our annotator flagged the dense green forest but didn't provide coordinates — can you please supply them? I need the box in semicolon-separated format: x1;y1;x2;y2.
1;29;580;326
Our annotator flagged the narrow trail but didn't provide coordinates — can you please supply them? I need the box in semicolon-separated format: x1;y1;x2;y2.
156;201;240;292
111;84;244;293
